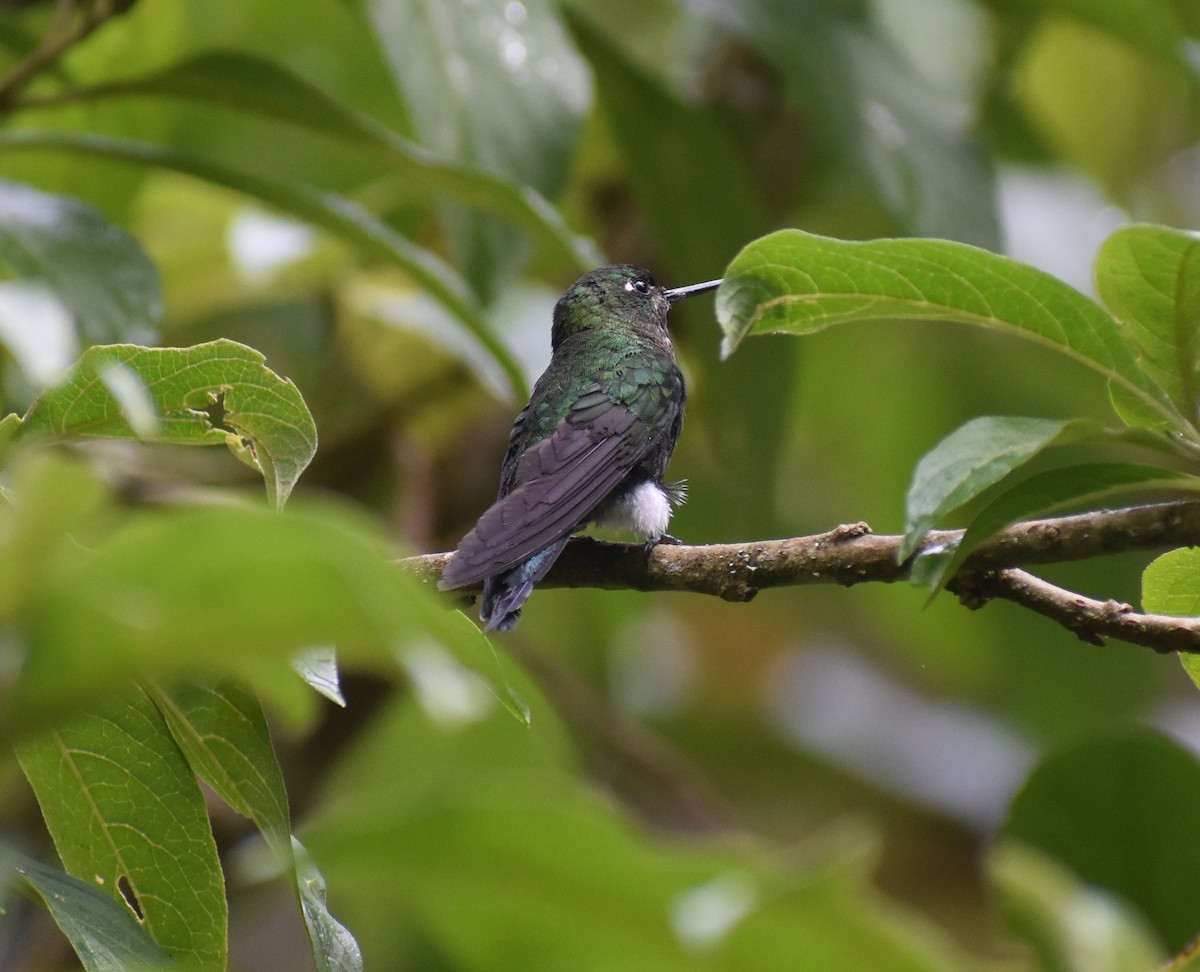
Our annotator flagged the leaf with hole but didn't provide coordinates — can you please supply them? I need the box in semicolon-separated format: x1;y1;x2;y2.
16;689;227;968
6;850;175;971
21;339;317;507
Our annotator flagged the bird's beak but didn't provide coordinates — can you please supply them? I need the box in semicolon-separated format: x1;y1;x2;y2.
663;278;722;304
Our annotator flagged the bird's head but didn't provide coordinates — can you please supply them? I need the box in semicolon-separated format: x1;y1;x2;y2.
550;265;720;350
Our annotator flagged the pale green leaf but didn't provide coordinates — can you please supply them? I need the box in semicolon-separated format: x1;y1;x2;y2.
292;837;365;972
7;850;174;971
989;841;1165;972
31;52;600;271
0;501;519;737
1097;224;1200;425
717;230;1186;434
1143;547;1200;618
21;339;317;507
1142;547;1200;692
15;689;227;968
0;179;161;345
292;645;346;707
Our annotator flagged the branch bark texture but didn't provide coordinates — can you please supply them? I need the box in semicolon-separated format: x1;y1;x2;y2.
403;500;1200;654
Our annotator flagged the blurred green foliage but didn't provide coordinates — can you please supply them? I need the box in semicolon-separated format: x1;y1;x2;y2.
2;0;1200;969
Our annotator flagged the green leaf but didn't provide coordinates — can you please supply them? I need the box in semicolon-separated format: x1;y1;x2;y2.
21;339;317;507
31;52;600;271
6;850;175;971
1142;547;1200;692
924;462;1198;590
694;2;1000;247
0;179;161;347
0;130;527;400
14;342;303;501
292;837;365;972
16;689;227;968
1143;547;1200;617
292;645;347;707
0;450;110;622
1;501;508;737
307;697;967;972
1029;0;1195;73
902;416;1103;560
1003;728;1200;953
367;0;591;297
988;841;1165;971
1097;224;1200;425
148;681;363;972
717;230;1186;433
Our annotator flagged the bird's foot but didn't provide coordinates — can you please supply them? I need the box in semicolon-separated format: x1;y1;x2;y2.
643;533;682;558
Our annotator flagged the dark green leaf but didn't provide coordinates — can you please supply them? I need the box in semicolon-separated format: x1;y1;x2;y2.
21;339;317;507
925;462;1197;589
0;130;527;400
717;230;1186;434
16;689;227;968
1097;224;1200;426
902;416;1103;559
368;0;590;296
693;1;1000;247
1003;728;1200;952
7;850;175;971
0;179;160;345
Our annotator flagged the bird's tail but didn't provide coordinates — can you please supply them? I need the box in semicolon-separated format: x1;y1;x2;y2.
480;538;569;632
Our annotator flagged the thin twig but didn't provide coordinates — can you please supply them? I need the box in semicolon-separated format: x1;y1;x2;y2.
0;0;128;108
949;567;1200;654
402;500;1200;653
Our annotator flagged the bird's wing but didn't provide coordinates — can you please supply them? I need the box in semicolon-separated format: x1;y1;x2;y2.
439;385;671;590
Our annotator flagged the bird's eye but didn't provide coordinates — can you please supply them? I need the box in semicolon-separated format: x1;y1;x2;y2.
626;278;651;295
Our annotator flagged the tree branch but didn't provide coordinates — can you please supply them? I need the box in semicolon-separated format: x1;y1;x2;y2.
0;0;132;108
949;567;1200;654
402;500;1200;653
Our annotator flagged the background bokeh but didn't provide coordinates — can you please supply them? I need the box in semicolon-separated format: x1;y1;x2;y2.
4;0;1200;968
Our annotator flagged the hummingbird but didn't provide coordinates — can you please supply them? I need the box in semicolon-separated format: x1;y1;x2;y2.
438;265;721;631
